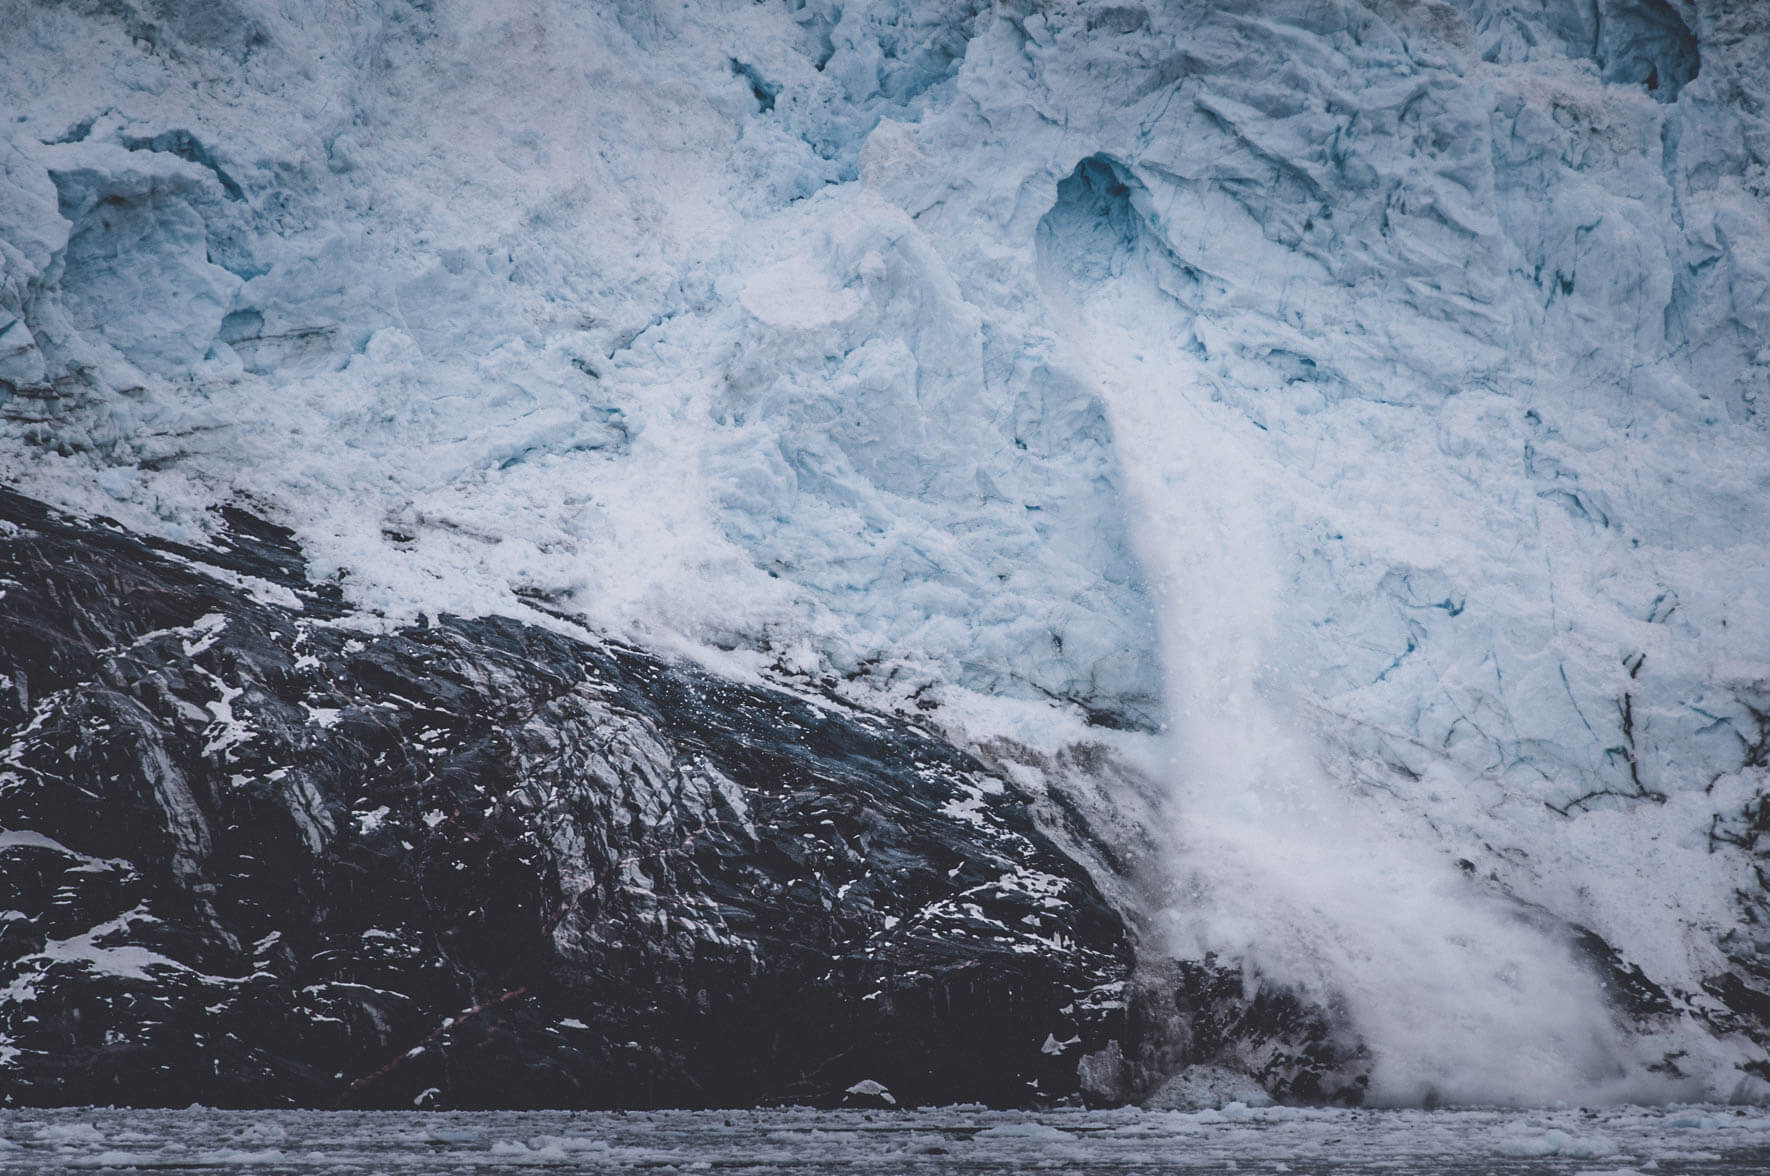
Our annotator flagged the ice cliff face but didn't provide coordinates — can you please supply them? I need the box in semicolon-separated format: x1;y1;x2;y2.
3;0;1770;1105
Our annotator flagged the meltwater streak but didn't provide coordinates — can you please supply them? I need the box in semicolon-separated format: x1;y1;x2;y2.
1037;209;1658;1107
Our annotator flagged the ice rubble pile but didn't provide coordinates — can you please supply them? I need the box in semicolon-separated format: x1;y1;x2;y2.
2;0;1769;1101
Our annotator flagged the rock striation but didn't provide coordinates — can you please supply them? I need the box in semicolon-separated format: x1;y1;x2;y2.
0;488;1146;1107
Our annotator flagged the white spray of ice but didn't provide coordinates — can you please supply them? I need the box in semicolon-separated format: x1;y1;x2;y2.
1036;163;1655;1104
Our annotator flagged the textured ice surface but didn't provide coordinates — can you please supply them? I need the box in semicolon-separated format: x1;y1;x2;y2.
2;0;1769;1104
4;1105;1770;1173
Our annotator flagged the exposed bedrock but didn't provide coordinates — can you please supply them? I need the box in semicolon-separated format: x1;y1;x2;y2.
0;489;1367;1108
0;487;1109;1107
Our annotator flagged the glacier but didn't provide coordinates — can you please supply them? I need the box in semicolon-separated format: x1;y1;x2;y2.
2;0;1769;1106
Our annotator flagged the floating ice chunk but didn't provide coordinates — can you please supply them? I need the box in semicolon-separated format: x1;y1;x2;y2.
1496;1128;1621;1158
973;1121;1073;1140
39;1123;107;1143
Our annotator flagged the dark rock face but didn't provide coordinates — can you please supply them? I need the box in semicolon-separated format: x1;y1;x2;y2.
1086;958;1371;1107
0;487;1134;1108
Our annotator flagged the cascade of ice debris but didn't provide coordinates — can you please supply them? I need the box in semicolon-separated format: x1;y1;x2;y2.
1039;157;1659;1105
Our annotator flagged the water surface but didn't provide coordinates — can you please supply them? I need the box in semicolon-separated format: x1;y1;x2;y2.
5;1104;1770;1173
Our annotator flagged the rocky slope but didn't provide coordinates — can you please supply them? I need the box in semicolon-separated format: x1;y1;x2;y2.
0;487;1368;1107
0;486;1129;1107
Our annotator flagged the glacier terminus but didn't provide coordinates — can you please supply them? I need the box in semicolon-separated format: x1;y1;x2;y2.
1;0;1769;1114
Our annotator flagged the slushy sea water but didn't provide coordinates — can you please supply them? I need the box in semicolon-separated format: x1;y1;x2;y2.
4;1104;1770;1173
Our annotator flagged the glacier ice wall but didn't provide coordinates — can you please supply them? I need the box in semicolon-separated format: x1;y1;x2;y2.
0;0;1163;728
3;0;1770;1102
